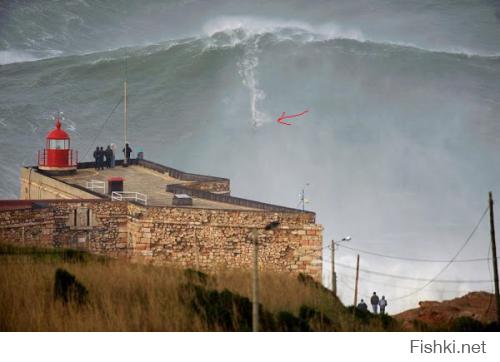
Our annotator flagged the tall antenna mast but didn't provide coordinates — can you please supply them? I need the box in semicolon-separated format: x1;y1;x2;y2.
123;59;128;167
299;183;310;211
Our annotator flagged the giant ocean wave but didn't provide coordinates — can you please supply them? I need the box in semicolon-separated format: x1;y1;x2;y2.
1;1;500;312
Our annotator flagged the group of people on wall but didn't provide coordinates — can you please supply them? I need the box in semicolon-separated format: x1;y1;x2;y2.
357;292;388;314
93;143;143;170
93;144;118;170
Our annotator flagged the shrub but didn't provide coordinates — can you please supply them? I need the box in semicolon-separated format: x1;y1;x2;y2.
299;305;336;331
484;322;500;332
346;305;372;325
62;249;88;263
184;269;210;286
451;317;485;332
379;313;398;330
276;311;310;332
54;268;88;305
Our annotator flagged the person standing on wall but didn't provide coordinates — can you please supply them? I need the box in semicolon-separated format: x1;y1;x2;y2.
123;143;132;163
105;145;112;168
137;146;144;160
98;146;105;170
110;143;116;168
93;146;100;170
370;292;379;314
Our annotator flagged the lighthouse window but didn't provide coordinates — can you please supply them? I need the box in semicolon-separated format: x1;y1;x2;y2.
49;139;68;149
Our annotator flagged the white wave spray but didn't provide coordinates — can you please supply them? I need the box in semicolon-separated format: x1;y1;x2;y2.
236;35;270;127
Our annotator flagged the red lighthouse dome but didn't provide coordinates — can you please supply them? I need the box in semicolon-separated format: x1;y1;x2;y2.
47;118;69;140
38;116;78;172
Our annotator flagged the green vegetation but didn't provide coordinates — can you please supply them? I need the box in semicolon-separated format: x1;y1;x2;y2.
410;317;499;332
0;243;400;331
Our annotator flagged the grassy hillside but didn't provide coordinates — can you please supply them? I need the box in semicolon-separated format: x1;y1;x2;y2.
0;243;399;332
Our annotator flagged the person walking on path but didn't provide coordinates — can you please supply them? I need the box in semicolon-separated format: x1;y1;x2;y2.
370;292;379;314
357;299;368;312
379;296;388;315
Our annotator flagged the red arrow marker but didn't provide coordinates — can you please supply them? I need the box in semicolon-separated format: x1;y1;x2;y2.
277;110;309;125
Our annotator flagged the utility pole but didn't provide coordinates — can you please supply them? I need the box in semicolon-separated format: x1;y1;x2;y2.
353;254;360;307
489;192;500;324
250;221;280;332
351;254;360;331
123;78;128;167
194;227;200;270
331;239;337;296
251;228;259;332
331;236;351;297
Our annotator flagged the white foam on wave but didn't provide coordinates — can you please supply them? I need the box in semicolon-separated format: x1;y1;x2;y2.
0;50;38;65
202;15;500;59
205;16;364;128
203;16;312;37
236;36;270;128
0;49;65;65
203;15;365;43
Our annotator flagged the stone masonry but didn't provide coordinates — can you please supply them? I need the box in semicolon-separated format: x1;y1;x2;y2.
0;199;322;280
2;159;324;281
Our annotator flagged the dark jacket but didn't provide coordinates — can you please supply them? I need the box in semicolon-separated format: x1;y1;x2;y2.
98;148;105;161
371;294;379;305
105;147;112;160
357;301;368;312
123;144;132;159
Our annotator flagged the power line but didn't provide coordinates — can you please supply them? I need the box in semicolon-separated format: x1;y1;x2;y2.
82;96;123;161
335;243;497;263
338;276;465;294
390;205;490;301
335;262;492;283
338;273;481;294
339;277;355;292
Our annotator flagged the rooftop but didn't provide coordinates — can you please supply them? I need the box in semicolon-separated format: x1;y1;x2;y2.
29;158;314;215
54;162;256;210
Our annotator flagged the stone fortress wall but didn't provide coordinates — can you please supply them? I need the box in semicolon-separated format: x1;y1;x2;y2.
2;160;323;281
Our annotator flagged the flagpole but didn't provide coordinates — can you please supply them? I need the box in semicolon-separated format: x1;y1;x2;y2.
123;78;128;166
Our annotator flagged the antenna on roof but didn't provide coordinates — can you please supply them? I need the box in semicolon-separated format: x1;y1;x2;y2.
298;183;310;211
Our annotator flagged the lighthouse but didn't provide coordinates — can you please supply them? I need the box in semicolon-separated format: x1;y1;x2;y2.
37;116;78;173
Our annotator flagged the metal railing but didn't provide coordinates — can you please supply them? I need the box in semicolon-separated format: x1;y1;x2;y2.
111;191;147;205
86;180;106;194
166;184;315;216
138;159;229;183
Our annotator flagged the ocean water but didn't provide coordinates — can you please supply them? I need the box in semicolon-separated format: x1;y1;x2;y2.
1;0;500;312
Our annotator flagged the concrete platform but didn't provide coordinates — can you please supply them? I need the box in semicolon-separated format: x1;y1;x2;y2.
55;164;256;210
